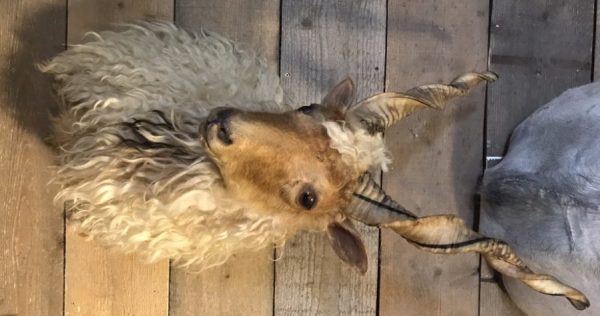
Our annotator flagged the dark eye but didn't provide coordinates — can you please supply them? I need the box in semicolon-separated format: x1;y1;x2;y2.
298;186;318;210
297;104;317;115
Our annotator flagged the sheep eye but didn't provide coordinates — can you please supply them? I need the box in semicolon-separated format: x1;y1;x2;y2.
297;104;317;115
298;187;318;210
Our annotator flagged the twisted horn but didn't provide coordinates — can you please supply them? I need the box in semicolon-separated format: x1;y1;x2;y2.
345;71;498;134
345;173;590;310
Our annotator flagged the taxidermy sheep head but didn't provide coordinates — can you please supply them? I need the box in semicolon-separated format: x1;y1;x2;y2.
40;22;588;309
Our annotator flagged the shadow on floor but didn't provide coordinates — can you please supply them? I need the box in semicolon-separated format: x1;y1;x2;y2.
0;3;66;146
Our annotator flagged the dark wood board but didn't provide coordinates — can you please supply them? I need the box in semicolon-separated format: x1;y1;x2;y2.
274;1;386;315
486;0;594;156
0;1;66;315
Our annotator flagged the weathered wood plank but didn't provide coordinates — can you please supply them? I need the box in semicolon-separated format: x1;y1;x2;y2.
481;1;594;315
175;0;280;63
380;2;489;315
0;1;66;315
485;0;594;157
274;1;385;315
65;1;173;315
66;238;170;316
169;251;275;316
68;0;172;42
169;1;280;315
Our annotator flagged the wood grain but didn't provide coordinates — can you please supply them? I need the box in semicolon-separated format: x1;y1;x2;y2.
68;0;172;43
481;1;594;315
66;234;170;316
485;0;594;157
169;1;280;315
170;251;275;316
176;0;280;63
64;1;173;315
274;1;385;315
380;2;489;315
0;1;66;315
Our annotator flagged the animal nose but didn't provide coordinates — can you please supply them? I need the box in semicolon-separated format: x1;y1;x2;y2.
205;107;237;145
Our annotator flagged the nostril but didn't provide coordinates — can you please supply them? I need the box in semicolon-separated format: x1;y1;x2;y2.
216;122;233;145
206;107;236;145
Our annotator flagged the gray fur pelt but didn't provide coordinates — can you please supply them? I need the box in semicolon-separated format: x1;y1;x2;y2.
481;82;600;315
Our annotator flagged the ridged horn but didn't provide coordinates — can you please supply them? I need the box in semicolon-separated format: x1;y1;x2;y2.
344;172;589;310
345;71;498;134
345;172;416;225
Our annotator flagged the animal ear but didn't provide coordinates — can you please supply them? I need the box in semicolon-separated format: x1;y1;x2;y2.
327;218;368;274
321;77;356;115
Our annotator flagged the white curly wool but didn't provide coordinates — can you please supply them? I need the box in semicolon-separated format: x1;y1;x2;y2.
322;122;391;173
41;21;388;270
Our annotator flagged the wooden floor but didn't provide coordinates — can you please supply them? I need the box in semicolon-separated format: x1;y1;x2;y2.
0;1;595;315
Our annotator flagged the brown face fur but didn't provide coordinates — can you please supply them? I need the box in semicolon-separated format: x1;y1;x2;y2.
200;78;370;273
201;108;358;230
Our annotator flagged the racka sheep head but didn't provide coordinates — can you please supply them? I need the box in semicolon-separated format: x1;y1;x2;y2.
41;22;588;310
199;73;497;272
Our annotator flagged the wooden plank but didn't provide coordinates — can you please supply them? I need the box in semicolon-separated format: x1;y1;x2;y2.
64;1;173;315
169;251;275;316
175;0;280;63
380;2;489;315
485;0;594;157
481;1;594;315
66;238;170;316
0;1;66;315
169;1;280;316
274;1;385;315
68;0;172;42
